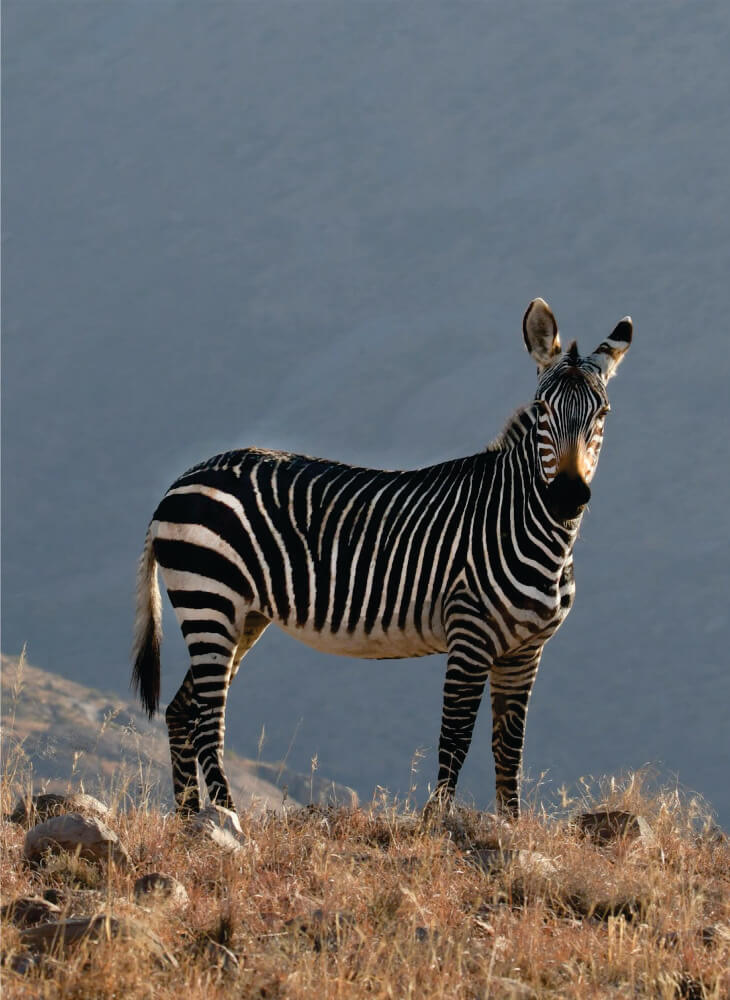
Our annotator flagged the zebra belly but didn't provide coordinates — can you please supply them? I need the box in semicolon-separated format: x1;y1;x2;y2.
273;617;447;659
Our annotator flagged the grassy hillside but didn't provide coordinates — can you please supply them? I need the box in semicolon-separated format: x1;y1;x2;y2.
1;663;728;998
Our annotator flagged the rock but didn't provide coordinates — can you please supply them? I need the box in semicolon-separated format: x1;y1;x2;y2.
466;848;557;879
491;977;538;999
441;809;513;850
19;915;177;968
24;812;129;869
414;925;439;944
700;923;730;947
42;888;69;907
188;805;244;853
9;793;109;827
572;810;655;847
6;951;41;975
1;895;61;927
134;873;189;907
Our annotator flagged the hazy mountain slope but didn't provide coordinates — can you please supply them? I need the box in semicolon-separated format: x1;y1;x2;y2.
2;3;729;822
1;655;356;812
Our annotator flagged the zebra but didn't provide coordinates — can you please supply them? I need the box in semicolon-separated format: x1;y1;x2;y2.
132;298;632;818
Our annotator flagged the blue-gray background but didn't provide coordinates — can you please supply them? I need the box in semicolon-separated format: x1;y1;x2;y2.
3;2;729;823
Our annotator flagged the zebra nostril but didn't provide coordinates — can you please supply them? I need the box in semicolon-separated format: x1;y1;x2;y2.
546;472;591;522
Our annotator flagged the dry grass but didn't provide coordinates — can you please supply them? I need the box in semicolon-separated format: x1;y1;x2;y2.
1;661;728;998
1;772;728;999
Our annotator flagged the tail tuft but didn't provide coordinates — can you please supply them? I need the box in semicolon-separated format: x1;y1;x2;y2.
131;526;162;717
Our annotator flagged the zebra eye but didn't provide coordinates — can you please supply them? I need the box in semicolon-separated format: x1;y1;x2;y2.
596;405;610;419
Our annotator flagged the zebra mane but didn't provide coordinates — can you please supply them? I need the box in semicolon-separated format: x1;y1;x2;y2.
486;402;540;453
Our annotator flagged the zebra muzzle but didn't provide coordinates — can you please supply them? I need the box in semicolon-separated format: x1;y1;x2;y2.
545;471;591;523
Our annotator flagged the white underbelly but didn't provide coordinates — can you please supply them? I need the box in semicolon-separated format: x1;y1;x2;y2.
274;617;446;659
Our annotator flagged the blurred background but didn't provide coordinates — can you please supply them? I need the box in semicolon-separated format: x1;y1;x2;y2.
3;2;729;823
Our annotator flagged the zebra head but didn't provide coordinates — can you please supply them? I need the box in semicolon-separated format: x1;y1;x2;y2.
522;298;632;524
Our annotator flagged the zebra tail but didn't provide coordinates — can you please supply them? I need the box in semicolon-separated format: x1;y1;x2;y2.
131;525;162;718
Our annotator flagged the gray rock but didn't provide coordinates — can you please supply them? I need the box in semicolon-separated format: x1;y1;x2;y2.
414;925;439;944
134;872;189;907
1;895;61;927
24;812;129;868
188;805;244;853
466;847;557;878
572;810;655;847
9;792;109;827
700;923;730;947
19;915;177;968
6;951;41;975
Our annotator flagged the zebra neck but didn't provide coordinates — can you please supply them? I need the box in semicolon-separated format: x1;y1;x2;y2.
491;426;580;563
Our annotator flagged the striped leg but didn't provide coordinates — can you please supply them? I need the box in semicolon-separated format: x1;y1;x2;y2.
489;648;542;817
190;654;237;810
189;611;270;811
165;669;201;814
426;597;494;815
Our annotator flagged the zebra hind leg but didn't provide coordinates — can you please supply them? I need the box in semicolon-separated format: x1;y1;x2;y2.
165;669;201;814
189;611;270;813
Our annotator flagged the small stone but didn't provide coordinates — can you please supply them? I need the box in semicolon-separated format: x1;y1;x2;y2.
19;915;177;968
6;951;40;975
1;895;61;927
572;810;655;847
414;925;439;944
9;793;109;827
466;847;556;878
700;923;730;947
193;805;243;836
134;873;189;907
42;888;68;907
188;806;244;853
24;812;129;869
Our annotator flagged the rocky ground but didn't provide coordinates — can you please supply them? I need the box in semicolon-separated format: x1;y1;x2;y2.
1;656;728;998
2;782;729;997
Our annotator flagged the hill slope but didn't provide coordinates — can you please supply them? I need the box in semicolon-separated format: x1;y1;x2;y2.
1;655;356;813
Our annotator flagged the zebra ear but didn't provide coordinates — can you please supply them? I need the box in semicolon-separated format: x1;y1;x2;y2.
588;317;633;381
523;298;561;371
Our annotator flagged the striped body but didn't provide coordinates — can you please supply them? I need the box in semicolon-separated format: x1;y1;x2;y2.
132;299;632;817
153;443;574;658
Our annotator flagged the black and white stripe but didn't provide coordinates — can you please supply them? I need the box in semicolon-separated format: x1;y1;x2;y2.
132;298;632;817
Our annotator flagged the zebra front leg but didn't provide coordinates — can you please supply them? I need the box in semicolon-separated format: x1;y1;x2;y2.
489;649;542;817
425;617;492;817
165;669;201;815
